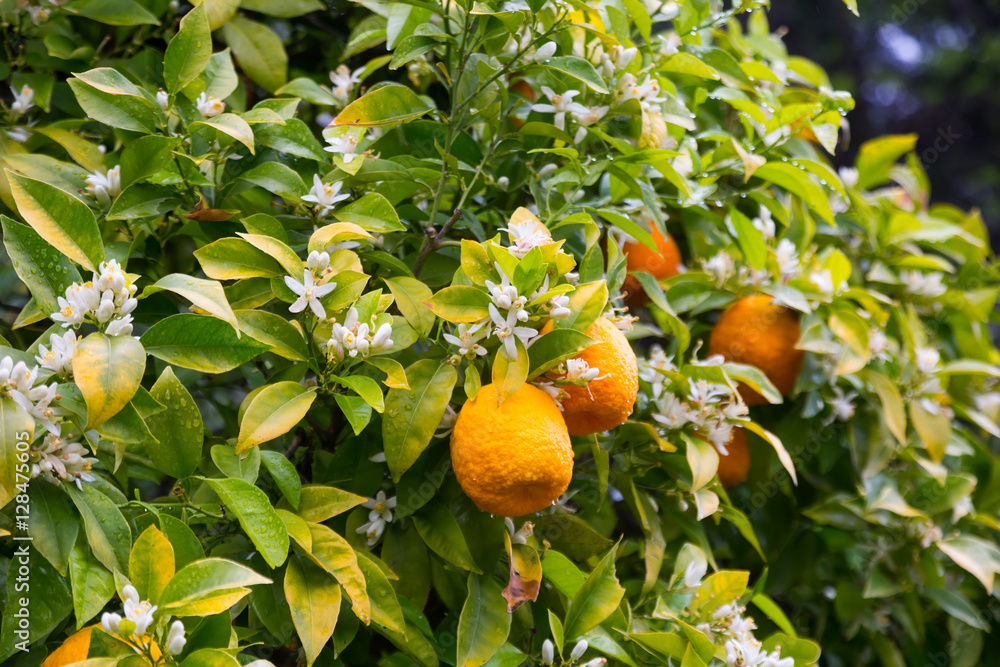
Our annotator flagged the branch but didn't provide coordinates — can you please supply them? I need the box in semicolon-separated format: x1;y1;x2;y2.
412;208;463;277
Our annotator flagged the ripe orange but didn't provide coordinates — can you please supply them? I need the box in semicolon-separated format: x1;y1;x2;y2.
622;226;682;307
542;316;639;436
451;383;574;517
712;428;750;488
707;295;803;406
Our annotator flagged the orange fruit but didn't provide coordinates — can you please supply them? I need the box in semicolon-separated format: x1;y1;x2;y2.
707;295;803;406
542;316;639;436
622;226;683;307
451;383;574;517
43;626;94;667
712;428;750;488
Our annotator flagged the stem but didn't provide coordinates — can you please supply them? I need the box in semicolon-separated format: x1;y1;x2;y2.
412;208;463;277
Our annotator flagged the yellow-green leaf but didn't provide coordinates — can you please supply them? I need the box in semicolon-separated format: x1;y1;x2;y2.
129;525;175;605
334;84;433;127
285;552;341;666
146;274;239;333
307;523;371;624
73;333;145;429
237;381;317;453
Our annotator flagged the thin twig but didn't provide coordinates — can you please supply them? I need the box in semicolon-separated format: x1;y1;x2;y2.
413;208;463;277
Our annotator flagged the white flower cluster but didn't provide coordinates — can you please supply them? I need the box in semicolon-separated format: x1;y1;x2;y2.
356;490;396;546
51;259;138;335
1;355;60;438
102;585;187;656
641;350;749;454
327;306;394;361
35;330;78;377
540;637;605;667
31;432;97;489
85;165;122;207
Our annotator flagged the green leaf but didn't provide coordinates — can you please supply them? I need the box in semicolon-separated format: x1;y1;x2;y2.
456;574;512;667
202;477;290;568
238;161;308;200
492;339;529;403
537;56;608;93
753;162;834;225
336;192;406;233
527;329;597;379
220;17;288;92
234;310;308;362
285;552;342;666
355;551;406;634
141;314;271;373
6;170;105;271
118;135;182;187
307;523;371;624
129;525;175;605
855;134;918;189
923;587;988;630
29;480;79;575
384;277;435;335
554;280;608;332
729;208;767;270
291;485;368;523
69;540;116;628
159;514;206;570
202;49;240;98
237;381;317;453
0;399;31;508
424;285;492;323
164;3;212;94
333;374;385;413
0;547;71;662
67;75;160;134
158;558;271;615
240;0;324;18
862;369;907;445
276;77;337;105
1;215;81;315
145;366;204;478
30;127;105;172
73;333;145;429
334;84;433;127
255;118;328;161
211;443;260;482
180;649;241;667
412;502;481;573
563;546;625;640
106;183;182;220
192;113;256;154
195;238;286;279
261;450;302;509
335;394;373;435
65;482;132;574
692;571;749;615
67;0;159;25
910;400;951;463
146;274;239;332
382;359;457;482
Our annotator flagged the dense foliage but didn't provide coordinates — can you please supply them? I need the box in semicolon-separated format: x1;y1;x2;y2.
1;0;998;666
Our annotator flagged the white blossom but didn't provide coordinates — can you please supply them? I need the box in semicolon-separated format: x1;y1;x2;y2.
156;88;169;109
488;304;538;360
10;84;34;115
683;560;707;588
827;385;858;422
503;220;552;259
900;270;947;298
485;264;529;320
325;134;362;162
85;166;122;206
915;346;940;374
195;92;225;117
704;251;735;286
531;86;587;132
330;65;364;106
357;491;396;546
775;238;800;279
302;174;350;218
165;620;187;656
541;639;555;665
284;269;336;319
752;207;775;239
444;322;488;358
534;41;557;61
36;331;78;376
571;106;609;144
570;639;589;661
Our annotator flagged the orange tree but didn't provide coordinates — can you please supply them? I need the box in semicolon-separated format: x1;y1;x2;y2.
0;0;998;666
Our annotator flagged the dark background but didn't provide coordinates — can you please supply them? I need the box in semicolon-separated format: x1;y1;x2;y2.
768;0;1000;250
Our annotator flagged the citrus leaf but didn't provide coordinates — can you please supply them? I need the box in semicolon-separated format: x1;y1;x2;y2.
285;552;341;667
6;170;105;272
219;17;288;92
382;359;457;482
164;3;212;94
423;285;492;323
145;367;204;478
237;381;317;453
563;546;625;640
158;558;271;613
73;333;145;429
129;525;175;605
456;573;512;667
146;274;239;333
306;523;371;624
411;502;481;573
334;84;433;127
202;477;290;568
141;314;271;373
65;482;132;574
